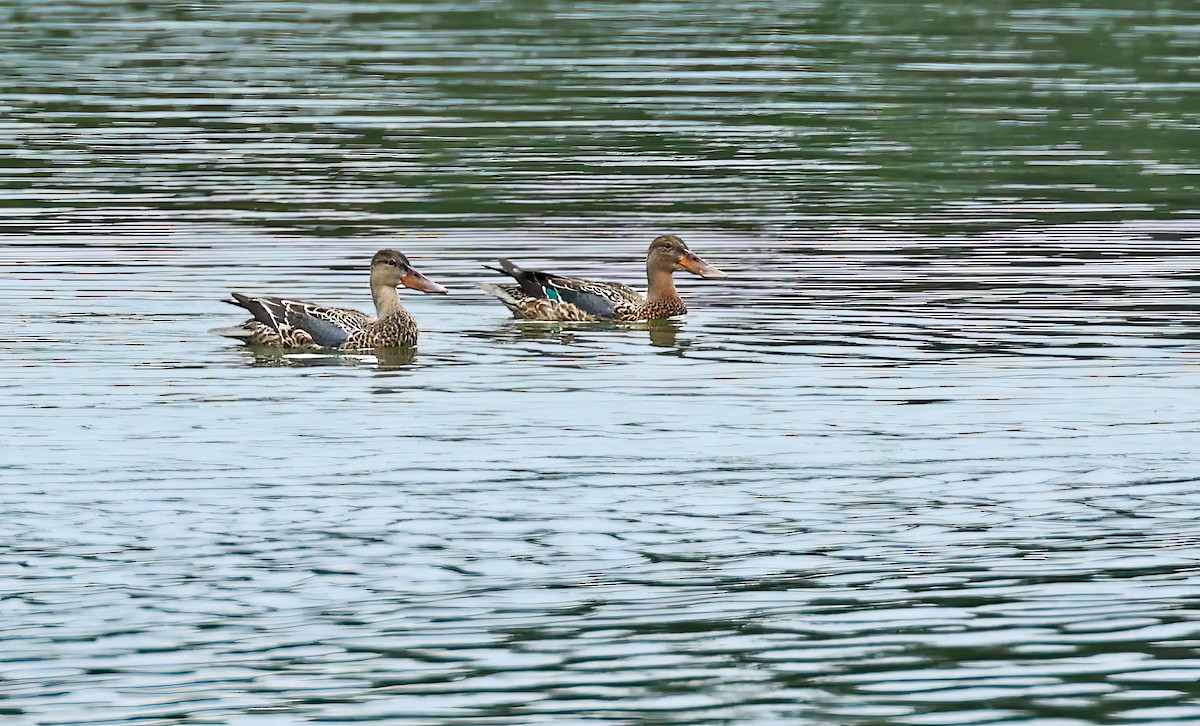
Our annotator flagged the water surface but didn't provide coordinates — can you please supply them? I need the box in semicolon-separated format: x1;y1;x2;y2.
4;1;1200;724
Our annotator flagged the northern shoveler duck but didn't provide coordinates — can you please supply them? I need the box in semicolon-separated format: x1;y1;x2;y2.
478;235;726;322
212;249;448;349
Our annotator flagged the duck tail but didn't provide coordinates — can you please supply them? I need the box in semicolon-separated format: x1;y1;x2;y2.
209;325;255;340
485;258;547;299
230;292;286;332
477;283;525;311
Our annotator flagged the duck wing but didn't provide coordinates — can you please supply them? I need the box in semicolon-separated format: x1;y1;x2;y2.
286;310;353;348
229;293;369;348
486;259;640;319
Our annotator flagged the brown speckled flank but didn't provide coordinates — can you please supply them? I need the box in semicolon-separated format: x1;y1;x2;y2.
213;249;448;350
478;235;726;322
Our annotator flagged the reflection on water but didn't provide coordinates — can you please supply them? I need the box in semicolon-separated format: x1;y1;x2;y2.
236;346;419;370
4;0;1200;724
644;319;685;350
484;318;686;351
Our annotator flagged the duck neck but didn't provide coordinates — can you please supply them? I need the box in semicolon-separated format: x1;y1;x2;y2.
646;264;680;305
371;282;405;318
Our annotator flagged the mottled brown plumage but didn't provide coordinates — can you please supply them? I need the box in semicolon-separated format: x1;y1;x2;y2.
212;249;448;350
478;235;726;322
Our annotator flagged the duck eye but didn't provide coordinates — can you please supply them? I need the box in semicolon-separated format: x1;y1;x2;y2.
385;259;397;266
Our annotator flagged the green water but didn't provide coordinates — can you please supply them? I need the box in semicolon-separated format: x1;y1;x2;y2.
6;0;1197;235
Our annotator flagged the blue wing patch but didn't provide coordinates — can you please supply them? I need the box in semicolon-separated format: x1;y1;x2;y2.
554;288;618;318
290;311;351;348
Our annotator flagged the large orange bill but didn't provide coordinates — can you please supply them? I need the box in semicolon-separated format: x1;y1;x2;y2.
402;269;450;294
679;252;727;279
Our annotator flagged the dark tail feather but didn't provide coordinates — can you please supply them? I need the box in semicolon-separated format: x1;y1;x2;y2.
482;259;525;276
230;293;283;332
488;258;547;300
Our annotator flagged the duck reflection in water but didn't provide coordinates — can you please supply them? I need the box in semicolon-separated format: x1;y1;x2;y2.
237;346;417;370
493;317;687;350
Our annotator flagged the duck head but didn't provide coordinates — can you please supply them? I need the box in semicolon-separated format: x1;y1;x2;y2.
371;249;449;294
646;235;726;279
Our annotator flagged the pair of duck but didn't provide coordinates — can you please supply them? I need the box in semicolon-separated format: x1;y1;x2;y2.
213;235;727;350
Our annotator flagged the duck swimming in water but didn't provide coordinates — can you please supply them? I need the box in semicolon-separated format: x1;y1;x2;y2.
478;235;726;322
212;249;448;349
